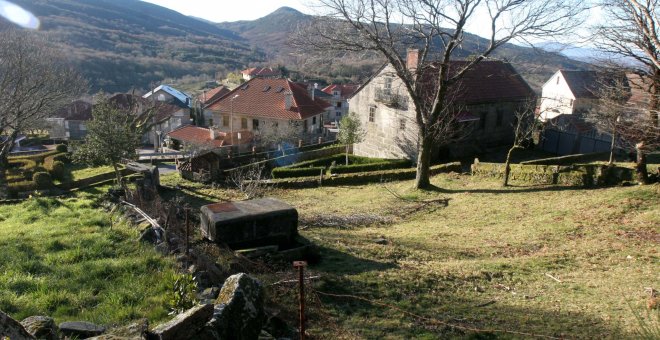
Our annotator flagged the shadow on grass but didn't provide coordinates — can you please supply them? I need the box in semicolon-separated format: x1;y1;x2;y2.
314;244;398;275
311;271;628;339
420;183;605;195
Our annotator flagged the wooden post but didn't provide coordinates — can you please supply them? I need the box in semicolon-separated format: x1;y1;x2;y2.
185;209;190;257
293;261;307;340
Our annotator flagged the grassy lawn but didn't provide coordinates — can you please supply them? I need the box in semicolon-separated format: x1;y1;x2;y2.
69;164;116;181
161;172;659;338
0;190;177;326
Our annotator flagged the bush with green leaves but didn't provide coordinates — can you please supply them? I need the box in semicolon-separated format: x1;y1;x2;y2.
167;273;198;315
55;144;68;153
32;172;52;189
49;161;66;180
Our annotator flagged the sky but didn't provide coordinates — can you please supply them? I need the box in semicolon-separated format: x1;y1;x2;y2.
142;0;311;23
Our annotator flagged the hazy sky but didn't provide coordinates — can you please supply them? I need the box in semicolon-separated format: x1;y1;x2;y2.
142;0;311;23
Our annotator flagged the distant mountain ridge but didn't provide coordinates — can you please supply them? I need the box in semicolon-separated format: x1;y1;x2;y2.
1;1;588;92
217;6;590;90
6;0;262;92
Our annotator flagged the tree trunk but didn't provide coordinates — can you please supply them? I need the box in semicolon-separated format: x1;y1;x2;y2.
112;161;123;188
651;69;660;127
414;134;433;189
0;131;19;199
345;145;349;165
503;146;517;187
635;142;649;185
608;129;616;165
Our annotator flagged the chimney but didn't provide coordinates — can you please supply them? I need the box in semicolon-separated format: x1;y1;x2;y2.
284;91;293;110
406;49;419;71
210;128;217;140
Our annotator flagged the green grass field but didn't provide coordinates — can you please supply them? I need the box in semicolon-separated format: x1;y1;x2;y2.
0;190;177;326
162;172;659;339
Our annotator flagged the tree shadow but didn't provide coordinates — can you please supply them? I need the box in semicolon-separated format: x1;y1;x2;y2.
313;244;398;275
420;183;605;195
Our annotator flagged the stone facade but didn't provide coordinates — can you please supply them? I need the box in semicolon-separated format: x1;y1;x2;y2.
349;64;532;161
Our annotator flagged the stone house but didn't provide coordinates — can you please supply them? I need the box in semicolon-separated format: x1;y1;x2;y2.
321;84;360;123
537;70;627;155
348;52;535;161
204;78;330;149
47;100;94;140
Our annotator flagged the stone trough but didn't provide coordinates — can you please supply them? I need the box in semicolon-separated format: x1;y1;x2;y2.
200;198;301;250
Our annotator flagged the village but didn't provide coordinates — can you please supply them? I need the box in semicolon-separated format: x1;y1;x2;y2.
0;0;659;339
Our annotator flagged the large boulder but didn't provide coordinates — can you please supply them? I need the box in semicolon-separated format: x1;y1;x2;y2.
20;316;58;340
59;321;106;338
208;273;266;340
0;310;35;340
148;304;213;340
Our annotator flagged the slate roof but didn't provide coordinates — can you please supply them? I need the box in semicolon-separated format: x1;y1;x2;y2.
198;86;231;105
322;84;360;99
108;93;185;123
422;61;535;104
143;85;192;108
51;100;93;120
241;67;280;78
205;78;330;120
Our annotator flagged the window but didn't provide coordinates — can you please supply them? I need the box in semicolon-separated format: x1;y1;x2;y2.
158;93;166;101
384;77;392;91
304;119;308;131
252;119;259;130
223;115;229;127
241;118;248;129
336;102;342;108
312;116;316;124
480;112;487;130
496;110;504;127
569;99;574;106
556;76;560;85
369;107;376;122
399;118;406;130
336;111;342;118
208;118;213;126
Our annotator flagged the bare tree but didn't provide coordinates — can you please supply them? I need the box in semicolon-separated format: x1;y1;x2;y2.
295;0;586;188
596;0;660;182
258;121;302;155
584;72;632;165
503;98;537;186
0;28;86;197
227;163;268;199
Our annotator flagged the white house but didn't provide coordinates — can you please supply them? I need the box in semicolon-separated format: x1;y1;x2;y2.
538;70;601;121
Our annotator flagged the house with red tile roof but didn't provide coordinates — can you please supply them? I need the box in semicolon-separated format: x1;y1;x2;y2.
204;78;331;148
322;84;360;124
241;67;281;81
348;50;535;160
165;125;253;151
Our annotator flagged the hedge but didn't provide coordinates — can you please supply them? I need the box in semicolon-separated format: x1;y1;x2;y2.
50;161;66;180
7;158;38;182
268;162;462;188
287;154;397;169
55;144;68;153
330;159;412;175
33;172;53;189
521;153;609;166
44;152;69;170
8;149;60;163
471;162;639;186
272;166;326;179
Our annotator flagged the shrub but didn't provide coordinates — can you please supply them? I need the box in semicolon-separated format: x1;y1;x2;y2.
55;144;68;153
33;172;53;189
50;161;66;180
8;150;59;164
330;159;411;174
44;153;69;169
272;166;326;179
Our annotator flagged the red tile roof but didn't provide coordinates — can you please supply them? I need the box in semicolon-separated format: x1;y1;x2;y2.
166;126;253;147
167;125;225;148
241;67;280;77
322;84;360;99
198;86;231;105
205;78;330;120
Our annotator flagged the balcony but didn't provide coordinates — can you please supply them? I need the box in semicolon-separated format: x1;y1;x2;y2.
375;88;409;110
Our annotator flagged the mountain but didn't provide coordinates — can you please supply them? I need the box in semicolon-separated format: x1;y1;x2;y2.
218;7;590;91
6;0;264;92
